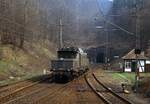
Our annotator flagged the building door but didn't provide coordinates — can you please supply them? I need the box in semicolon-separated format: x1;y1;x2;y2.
131;62;137;72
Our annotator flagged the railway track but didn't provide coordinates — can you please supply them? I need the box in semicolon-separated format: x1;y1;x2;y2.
32;74;87;104
0;71;134;104
0;74;52;104
31;82;72;104
4;84;66;104
0;75;80;104
0;75;51;95
85;73;134;104
31;73;102;104
0;78;33;89
75;75;102;104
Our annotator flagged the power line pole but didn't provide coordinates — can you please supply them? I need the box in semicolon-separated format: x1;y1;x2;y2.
135;0;142;50
134;0;143;92
104;21;108;70
59;19;63;49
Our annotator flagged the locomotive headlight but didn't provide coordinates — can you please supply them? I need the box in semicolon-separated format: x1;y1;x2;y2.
60;58;64;60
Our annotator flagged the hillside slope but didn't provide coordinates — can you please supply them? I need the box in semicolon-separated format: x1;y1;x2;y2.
0;40;56;85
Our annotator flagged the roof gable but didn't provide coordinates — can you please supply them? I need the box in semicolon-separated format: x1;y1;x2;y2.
122;49;148;60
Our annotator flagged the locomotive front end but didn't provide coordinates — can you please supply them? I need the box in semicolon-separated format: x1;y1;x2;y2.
51;59;77;76
51;47;79;80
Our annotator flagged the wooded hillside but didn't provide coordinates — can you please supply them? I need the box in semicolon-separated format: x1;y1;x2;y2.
112;0;150;50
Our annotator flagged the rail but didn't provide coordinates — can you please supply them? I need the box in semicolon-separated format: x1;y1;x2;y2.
85;73;134;104
0;74;52;104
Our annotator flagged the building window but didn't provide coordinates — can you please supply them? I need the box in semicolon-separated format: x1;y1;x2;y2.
138;61;145;72
125;62;131;68
138;61;144;67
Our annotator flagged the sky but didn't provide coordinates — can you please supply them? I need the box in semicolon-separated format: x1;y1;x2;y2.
108;0;114;2
97;0;113;15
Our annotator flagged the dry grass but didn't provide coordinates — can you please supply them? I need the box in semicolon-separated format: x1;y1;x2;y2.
0;40;56;85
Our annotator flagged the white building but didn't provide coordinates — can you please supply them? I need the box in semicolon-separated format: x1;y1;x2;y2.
122;49;149;72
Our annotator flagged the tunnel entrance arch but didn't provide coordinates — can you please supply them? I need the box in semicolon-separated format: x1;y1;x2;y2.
96;52;105;63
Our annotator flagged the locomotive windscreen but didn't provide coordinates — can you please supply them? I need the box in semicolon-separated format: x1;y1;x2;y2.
58;51;77;59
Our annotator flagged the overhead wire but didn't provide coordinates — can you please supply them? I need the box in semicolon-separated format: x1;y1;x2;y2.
0;0;136;39
96;0;136;36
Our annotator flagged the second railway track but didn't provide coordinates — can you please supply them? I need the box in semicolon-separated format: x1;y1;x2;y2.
0;74;52;104
85;72;134;104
